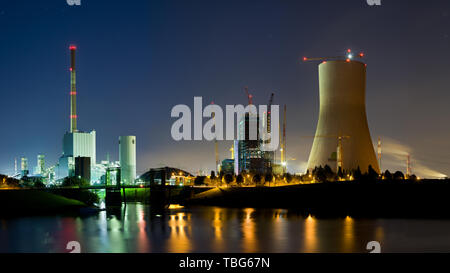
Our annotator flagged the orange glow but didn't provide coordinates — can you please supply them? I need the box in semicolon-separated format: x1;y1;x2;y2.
242;208;257;252
167;212;191;252
168;204;184;209
304;215;318;252
341;216;355;253
212;208;225;252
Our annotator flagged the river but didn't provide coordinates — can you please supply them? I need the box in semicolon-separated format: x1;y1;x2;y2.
1;203;450;253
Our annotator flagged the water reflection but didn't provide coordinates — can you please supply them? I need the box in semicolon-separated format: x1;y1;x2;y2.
167;212;191;252
304;215;318;252
241;208;257;252
2;204;450;253
341;216;355;253
212;207;224;252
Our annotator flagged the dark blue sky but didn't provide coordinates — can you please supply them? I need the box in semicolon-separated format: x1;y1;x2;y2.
0;0;449;177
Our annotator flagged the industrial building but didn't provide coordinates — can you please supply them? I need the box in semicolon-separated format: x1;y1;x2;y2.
20;157;28;177
306;58;379;174
220;159;235;175
119;136;136;185
75;156;91;182
34;154;45;175
138;167;194;186
58;130;96;179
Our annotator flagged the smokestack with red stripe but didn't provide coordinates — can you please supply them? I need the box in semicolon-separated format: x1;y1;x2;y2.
69;45;77;132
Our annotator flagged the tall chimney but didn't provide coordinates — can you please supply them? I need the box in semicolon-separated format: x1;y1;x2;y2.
69;45;77;133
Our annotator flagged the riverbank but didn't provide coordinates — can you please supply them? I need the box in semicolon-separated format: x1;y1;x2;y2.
185;179;450;218
0;189;90;217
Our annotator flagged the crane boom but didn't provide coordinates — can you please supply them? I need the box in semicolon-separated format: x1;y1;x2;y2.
302;49;365;63
244;86;253;105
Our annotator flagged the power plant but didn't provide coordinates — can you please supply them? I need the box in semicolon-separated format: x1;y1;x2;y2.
306;55;380;174
9;45;139;185
7;46;421;185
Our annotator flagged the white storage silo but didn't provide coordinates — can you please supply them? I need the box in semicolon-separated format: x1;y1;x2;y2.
119;136;136;185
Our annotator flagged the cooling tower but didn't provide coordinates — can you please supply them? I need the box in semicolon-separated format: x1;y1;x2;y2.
307;60;379;174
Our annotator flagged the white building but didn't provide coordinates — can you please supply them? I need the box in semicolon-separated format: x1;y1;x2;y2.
58;130;96;180
119;136;136;185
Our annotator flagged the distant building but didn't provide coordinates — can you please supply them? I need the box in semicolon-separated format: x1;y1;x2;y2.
20;157;29;177
139;167;194;186
75;156;91;182
221;159;235;175
35;154;45;175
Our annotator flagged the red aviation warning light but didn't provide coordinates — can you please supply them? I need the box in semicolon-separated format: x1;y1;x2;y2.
69;45;77;50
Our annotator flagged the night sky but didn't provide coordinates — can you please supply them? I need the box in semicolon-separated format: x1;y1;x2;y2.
0;0;449;178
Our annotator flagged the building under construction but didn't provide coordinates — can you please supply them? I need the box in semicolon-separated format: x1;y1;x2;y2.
235;89;274;175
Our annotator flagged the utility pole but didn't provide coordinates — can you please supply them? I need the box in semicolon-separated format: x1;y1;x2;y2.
211;102;219;174
406;154;411;178
282;105;287;173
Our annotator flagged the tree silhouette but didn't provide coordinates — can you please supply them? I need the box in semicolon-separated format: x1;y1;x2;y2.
366;165;379;180
236;174;244;185
224;174;234;185
384;170;393;180
393;171;405;180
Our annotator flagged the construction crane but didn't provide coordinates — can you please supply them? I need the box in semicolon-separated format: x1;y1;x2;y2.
244;86;253;105
280;105;287;173
302;134;350;171
230;144;234;160
211;101;219;174
267;93;274;133
302;49;365;63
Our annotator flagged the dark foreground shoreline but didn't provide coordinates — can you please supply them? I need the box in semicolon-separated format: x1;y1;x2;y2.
185;179;450;218
0;190;92;217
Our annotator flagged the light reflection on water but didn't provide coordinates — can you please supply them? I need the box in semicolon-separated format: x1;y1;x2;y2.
2;203;450;253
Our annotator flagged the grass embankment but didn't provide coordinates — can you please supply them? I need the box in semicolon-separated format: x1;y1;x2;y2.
0;189;88;216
